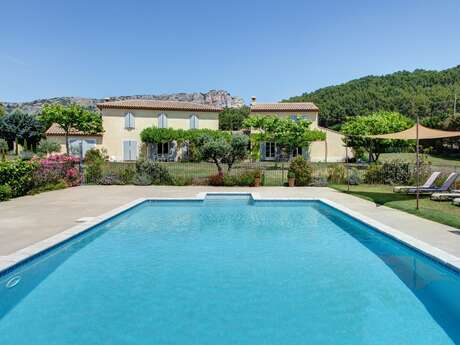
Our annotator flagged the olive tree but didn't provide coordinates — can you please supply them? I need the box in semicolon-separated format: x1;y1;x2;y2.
198;134;249;174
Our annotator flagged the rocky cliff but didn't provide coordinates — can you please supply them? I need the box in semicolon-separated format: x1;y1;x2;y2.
2;90;245;115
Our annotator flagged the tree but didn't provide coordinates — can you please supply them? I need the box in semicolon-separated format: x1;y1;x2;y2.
198;134;249;174
36;139;61;157
0;109;44;153
219;106;250;130
0;138;8;161
341;111;413;162
285;65;460;128
0;103;5;117
39;103;103;154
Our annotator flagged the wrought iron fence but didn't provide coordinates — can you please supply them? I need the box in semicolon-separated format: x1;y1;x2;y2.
83;160;460;187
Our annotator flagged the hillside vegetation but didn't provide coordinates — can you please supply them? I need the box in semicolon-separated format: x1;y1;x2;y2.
286;65;460;128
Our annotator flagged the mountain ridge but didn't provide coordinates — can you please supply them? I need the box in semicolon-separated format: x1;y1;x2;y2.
2;90;245;115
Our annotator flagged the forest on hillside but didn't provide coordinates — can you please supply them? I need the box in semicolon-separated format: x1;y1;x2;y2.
285;65;460;129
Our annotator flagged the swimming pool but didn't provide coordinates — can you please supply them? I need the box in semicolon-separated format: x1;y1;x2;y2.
1;194;460;344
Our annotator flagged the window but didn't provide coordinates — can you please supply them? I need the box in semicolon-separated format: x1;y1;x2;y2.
265;142;276;159
157;142;170;156
292;147;303;157
158;113;168;128
124;112;135;129
123;140;138;161
68;139;96;159
190;114;199;129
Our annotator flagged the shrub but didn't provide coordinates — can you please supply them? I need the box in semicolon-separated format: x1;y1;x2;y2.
84;149;107;184
0;160;37;197
28;180;67;195
133;173;153;186
99;172;122;185
348;168;361;185
288;156;312;186
135;159;173;185
238;171;256;186
364;160;411;185
309;176;328;186
120;167;135;185
0;139;8;161
327;164;347;184
172;176;193;186
223;174;239;186
0;184;12;201
208;174;224;186
20;150;35;161
364;164;382;184
33;154;80;187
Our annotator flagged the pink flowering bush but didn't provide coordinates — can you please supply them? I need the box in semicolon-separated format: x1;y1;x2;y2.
32;154;81;187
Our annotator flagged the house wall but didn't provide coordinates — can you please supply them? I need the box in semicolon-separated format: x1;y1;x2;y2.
309;128;350;162
101;108;219;161
45;135;103;155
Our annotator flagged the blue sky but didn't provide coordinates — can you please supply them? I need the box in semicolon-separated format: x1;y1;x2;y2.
1;0;459;104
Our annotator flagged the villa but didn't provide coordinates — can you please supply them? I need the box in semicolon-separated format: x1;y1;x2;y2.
46;98;348;162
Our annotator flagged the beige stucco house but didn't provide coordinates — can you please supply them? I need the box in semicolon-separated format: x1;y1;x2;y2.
249;98;349;162
46;100;222;161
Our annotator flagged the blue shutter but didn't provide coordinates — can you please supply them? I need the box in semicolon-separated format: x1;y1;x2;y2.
130;113;135;128
123;141;130;161
260;142;266;161
131;140;138;160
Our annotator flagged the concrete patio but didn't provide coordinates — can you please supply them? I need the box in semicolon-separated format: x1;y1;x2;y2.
1;185;460;260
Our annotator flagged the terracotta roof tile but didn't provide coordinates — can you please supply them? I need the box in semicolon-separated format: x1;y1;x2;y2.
250;102;319;112
45;123;102;136
96;100;222;112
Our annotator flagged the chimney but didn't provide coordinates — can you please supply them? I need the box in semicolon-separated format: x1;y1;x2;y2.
251;96;257;105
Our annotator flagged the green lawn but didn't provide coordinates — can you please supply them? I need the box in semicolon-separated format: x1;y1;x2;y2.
330;184;460;229
381;153;460;167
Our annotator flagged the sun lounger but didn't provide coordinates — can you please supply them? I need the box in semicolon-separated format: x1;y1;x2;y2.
431;192;460;201
407;172;459;195
453;198;460;206
393;172;441;193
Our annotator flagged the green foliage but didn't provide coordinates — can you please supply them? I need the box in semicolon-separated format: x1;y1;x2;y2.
135;159;173;185
198;134;249;173
0;184;12;201
288;156;312;186
341;111;413;162
140;127;230;144
0;138;8;161
219;106;250;130
243;116;325;159
39;103;103;153
83;148;107;184
327;164;347;184
0;103;5;117
208;173;224;186
286;65;460;127
37;140;61;156
0;160;37;197
0;109;43;150
28;180;67;195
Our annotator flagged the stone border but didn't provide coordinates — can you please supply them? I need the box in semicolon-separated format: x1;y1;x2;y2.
1;192;460;275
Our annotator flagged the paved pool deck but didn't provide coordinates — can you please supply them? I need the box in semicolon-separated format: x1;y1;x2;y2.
0;185;459;260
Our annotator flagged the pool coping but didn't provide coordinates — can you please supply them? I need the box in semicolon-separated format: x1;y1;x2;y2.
1;192;460;275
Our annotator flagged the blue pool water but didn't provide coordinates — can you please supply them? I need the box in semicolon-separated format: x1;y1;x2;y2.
1;196;460;344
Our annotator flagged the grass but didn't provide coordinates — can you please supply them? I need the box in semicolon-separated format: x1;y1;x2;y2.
330;184;460;229
381;153;460;167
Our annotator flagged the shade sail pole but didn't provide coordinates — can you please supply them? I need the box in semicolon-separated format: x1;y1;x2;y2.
346;146;350;192
416;114;420;210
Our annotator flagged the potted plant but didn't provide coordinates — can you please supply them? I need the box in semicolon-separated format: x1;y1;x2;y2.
287;171;295;187
254;168;262;187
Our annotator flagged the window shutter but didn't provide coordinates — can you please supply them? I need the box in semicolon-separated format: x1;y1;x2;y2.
123;141;130;160
131;140;138;160
158;113;167;128
190;115;199;129
129;113;135;128
260;142;266;161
